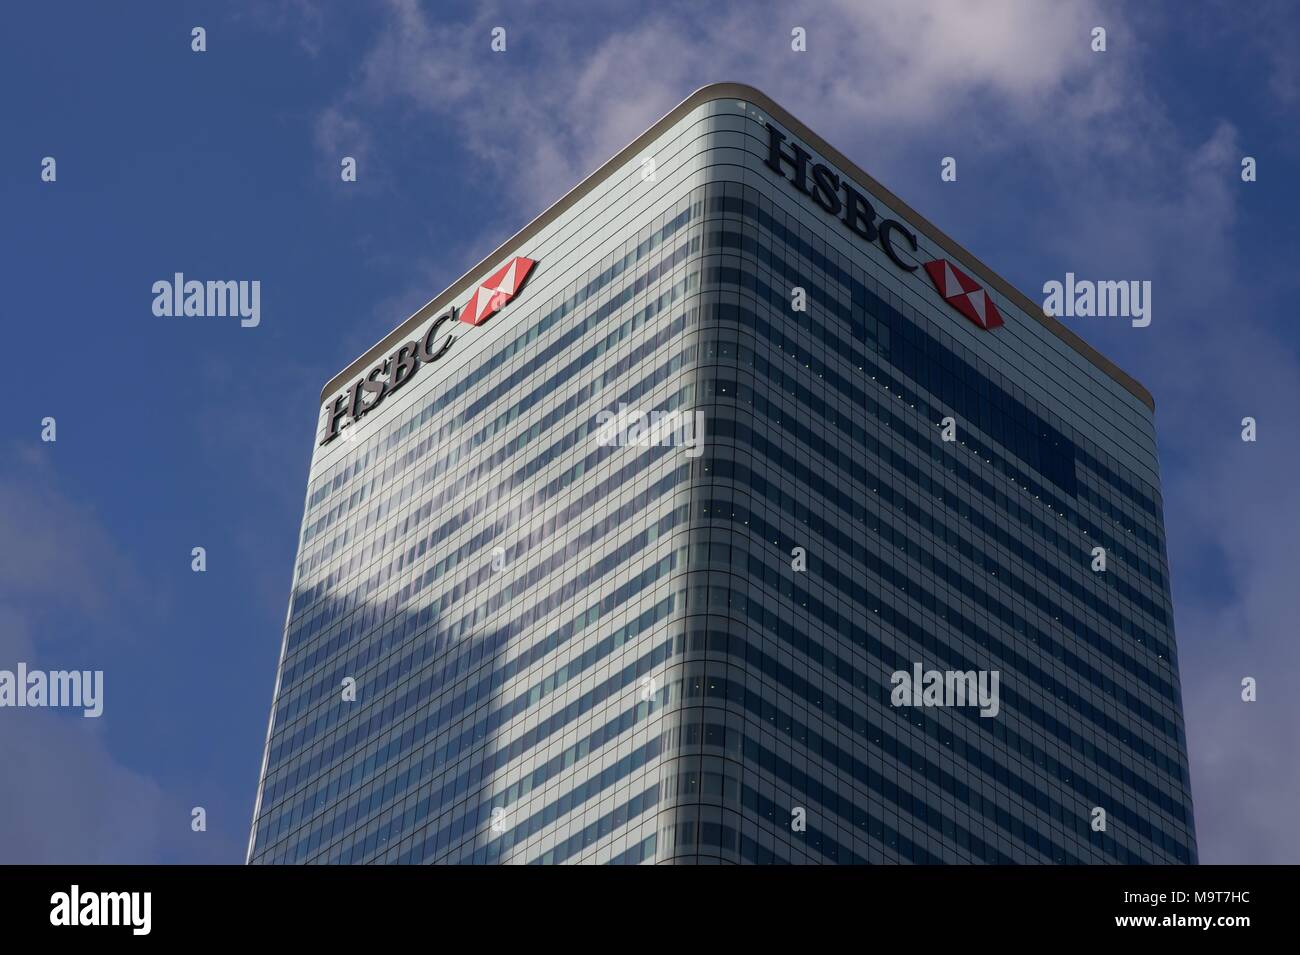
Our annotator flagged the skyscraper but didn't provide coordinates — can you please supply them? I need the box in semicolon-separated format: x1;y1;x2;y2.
248;83;1196;864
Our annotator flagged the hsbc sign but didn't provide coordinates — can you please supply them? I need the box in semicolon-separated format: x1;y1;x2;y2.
321;256;536;445
764;123;1003;331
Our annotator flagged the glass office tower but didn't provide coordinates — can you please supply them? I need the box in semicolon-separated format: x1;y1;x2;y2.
248;83;1197;864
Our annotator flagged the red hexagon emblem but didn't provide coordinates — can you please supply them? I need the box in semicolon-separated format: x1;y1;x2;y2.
460;256;536;326
923;258;1004;330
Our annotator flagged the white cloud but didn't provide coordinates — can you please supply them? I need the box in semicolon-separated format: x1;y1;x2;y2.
0;447;145;630
316;0;1122;213
0;453;232;863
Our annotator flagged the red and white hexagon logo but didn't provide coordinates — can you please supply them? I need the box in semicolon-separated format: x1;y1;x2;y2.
459;256;537;326
923;258;1004;331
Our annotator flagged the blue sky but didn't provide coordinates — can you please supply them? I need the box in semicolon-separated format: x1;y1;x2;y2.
1;0;1297;864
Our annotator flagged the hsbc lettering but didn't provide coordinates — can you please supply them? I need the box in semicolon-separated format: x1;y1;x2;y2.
764;122;920;272
764;123;1005;332
321;255;537;445
322;309;457;444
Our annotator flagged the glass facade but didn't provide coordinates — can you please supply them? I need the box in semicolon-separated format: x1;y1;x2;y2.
248;89;1196;864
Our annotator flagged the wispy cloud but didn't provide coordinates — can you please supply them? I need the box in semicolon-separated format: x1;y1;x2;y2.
316;0;1121;210
0;450;236;862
